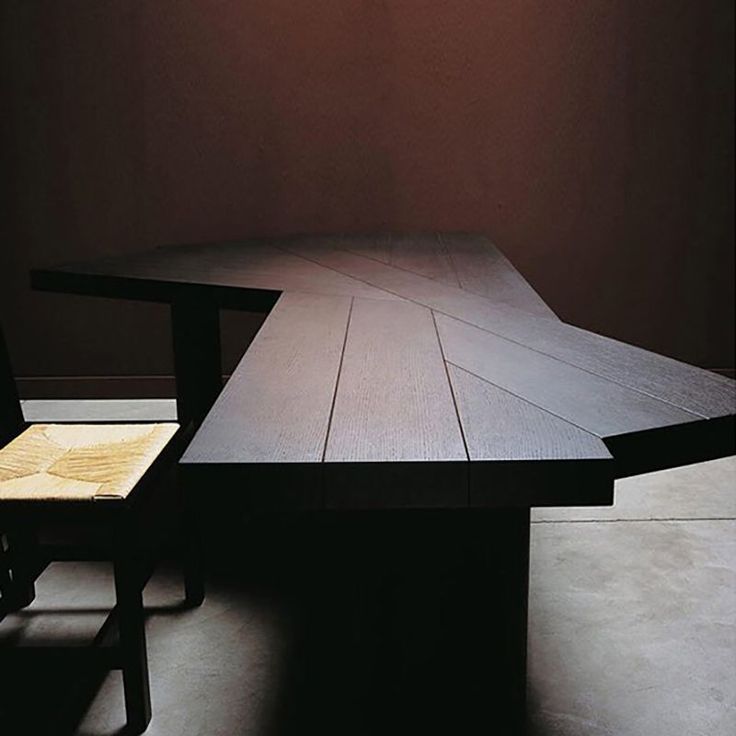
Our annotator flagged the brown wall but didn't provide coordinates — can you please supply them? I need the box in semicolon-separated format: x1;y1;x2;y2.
2;1;733;396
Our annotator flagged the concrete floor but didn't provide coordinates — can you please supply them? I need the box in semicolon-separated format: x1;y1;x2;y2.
1;399;734;735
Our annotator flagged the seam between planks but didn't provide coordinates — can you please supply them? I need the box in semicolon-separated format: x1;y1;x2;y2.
320;296;355;470
446;362;615;446
434;232;463;289
430;309;471;505
436;231;555;315
279;243;715;420
438;313;712;421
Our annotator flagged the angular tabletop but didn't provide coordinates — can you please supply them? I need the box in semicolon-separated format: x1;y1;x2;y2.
32;234;735;509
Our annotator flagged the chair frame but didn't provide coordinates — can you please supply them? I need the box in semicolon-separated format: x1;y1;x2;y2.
0;324;204;734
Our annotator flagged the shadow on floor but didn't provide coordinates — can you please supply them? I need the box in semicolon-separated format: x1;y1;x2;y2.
2;512;535;736
0;602;193;736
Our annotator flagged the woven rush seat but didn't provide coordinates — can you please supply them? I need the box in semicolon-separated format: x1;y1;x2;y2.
0;423;179;502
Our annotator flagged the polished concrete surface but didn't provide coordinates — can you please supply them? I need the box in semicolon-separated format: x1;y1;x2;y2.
1;400;734;735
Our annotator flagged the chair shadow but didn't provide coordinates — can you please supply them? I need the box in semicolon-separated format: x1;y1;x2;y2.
0;600;196;736
6;601;195;617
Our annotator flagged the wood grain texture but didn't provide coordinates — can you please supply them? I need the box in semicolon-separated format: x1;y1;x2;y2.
325;300;466;463
449;365;611;461
181;291;352;465
34;242;402;305
448;365;613;506
436;314;699;437
180;292;352;505
339;233;555;318
438;233;557;318
340;233;393;265
280;238;548;319
281;238;734;419
0;423;178;501
438;300;735;420
436;314;732;476
324;298;467;508
385;233;461;287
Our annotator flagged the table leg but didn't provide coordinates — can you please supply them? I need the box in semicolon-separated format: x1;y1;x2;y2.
170;298;222;427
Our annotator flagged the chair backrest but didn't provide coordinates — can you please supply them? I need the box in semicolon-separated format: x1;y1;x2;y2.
0;324;24;445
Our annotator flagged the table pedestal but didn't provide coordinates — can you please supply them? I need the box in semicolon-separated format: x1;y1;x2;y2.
252;509;531;735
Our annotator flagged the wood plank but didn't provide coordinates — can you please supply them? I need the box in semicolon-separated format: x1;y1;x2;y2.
34;242;401;305
281;240;734;419
439;233;557;318
437;313;699;436
341;232;554;319
435;314;727;476
340;233;393;264
448;365;613;507
280;239;558;321
462;310;736;420
385;233;461;287
180;291;352;507
324;299;467;508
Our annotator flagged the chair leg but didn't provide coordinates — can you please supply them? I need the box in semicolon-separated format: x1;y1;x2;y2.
182;493;205;607
5;528;38;610
114;550;152;734
0;533;13;615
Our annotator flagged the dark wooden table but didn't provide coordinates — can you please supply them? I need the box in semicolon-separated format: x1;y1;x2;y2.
33;234;735;733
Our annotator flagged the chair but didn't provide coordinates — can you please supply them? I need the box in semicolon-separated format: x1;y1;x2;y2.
0;322;203;734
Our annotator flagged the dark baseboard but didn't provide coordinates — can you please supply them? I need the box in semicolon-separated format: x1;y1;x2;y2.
16;375;178;399
16;368;735;399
